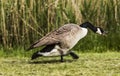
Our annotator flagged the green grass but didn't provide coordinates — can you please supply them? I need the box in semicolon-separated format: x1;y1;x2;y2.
0;52;120;76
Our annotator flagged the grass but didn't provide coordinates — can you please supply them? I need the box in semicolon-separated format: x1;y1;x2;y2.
0;52;120;76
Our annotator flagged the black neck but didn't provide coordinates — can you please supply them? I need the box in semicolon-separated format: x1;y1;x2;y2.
80;22;97;32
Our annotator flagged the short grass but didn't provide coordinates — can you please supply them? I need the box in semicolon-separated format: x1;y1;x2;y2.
0;52;120;76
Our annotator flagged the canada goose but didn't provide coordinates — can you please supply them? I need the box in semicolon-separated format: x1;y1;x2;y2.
27;22;106;62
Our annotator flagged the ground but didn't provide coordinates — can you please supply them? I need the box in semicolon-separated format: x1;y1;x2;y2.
0;52;120;76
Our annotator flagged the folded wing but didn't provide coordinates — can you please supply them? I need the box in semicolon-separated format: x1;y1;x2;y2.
27;24;75;50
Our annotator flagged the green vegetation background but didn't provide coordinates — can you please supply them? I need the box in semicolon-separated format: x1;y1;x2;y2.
0;0;120;53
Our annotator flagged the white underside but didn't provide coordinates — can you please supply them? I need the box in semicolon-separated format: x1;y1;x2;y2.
38;49;60;56
38;45;69;56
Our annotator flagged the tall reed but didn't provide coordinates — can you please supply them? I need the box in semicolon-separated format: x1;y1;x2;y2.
0;0;120;52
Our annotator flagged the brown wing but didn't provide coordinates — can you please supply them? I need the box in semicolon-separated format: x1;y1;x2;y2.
27;24;78;50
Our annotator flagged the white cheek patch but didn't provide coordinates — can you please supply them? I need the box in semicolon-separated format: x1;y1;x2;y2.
96;28;102;34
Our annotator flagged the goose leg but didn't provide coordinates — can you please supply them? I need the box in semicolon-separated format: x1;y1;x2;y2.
58;49;64;62
69;51;79;59
60;55;64;62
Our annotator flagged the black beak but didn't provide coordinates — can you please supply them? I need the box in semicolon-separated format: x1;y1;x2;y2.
102;31;108;36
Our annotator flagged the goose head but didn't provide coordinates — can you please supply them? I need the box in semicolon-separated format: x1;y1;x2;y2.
96;27;106;36
80;22;107;36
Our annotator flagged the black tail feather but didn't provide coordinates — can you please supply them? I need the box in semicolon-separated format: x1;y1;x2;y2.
31;44;56;60
31;51;42;60
69;51;79;59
